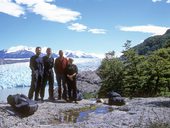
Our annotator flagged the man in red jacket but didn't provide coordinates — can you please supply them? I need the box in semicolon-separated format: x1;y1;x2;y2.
54;50;68;100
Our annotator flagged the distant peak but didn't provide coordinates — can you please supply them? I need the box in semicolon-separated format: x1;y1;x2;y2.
6;45;35;53
1;45;105;58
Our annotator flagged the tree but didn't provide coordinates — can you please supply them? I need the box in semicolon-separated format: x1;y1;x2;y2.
123;46;146;96
143;48;170;96
97;54;124;98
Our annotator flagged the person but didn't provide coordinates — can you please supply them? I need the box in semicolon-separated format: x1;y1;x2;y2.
54;50;68;100
41;48;55;101
65;58;78;103
28;47;44;101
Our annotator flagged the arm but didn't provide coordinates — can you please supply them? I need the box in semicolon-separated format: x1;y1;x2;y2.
69;65;78;80
29;57;35;72
54;58;58;74
51;57;54;69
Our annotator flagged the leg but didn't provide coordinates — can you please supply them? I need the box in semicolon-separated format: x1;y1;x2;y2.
72;79;77;102
35;75;42;101
40;76;47;100
67;79;72;101
28;74;36;99
56;75;62;99
49;73;54;100
62;75;67;100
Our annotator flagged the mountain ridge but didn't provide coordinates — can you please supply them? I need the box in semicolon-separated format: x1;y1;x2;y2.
133;28;170;55
0;45;104;58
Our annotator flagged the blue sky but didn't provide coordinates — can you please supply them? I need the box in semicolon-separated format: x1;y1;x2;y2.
0;0;170;56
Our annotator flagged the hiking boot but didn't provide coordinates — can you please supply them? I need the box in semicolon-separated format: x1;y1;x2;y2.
67;99;73;103
48;97;55;101
74;101;78;104
41;97;44;101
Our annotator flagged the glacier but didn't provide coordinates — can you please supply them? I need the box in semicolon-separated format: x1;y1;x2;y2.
0;58;102;90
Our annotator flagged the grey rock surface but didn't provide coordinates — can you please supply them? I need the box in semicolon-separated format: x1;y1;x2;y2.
0;97;170;128
77;71;101;93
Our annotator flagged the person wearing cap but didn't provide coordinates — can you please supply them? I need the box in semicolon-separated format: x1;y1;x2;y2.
65;58;78;103
54;50;68;100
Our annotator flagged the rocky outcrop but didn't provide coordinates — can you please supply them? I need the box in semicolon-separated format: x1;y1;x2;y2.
77;70;101;93
0;97;170;128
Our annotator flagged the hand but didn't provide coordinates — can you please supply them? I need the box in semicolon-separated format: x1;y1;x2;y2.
67;75;73;81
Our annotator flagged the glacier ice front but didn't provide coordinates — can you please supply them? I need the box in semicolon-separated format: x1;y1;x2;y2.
0;63;31;89
0;58;101;89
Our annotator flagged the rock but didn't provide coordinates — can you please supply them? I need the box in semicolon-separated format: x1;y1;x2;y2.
77;70;101;85
0;97;170;128
107;91;121;98
77;71;101;93
77;90;83;101
108;97;125;106
107;91;125;106
96;98;104;103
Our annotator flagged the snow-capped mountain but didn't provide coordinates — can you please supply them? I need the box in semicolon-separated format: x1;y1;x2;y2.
0;45;104;58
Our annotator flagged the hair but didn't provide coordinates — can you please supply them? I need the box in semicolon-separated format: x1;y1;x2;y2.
69;58;74;62
36;46;41;50
46;48;51;51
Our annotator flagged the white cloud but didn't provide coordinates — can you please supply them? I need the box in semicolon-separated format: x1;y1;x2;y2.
152;0;162;2
166;0;170;3
31;2;81;23
67;23;107;34
15;0;81;23
88;29;107;34
119;25;169;35
15;0;42;7
0;0;25;17
0;0;81;23
68;23;87;32
152;0;170;3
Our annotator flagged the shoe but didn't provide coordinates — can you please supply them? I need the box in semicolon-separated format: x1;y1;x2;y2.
41;97;44;101
67;99;73;103
74;101;78;104
58;97;61;100
35;97;41;101
48;97;55;101
34;98;39;101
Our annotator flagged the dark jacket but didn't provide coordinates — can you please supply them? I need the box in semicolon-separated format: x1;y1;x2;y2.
65;64;78;79
30;55;44;77
43;55;54;76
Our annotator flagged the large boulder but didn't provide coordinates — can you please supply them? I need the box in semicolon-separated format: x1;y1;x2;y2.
107;91;121;98
107;91;125;106
77;71;101;93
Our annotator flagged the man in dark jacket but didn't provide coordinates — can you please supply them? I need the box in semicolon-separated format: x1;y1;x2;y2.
54;50;68;100
65;58;78;103
28;47;44;101
41;48;55;101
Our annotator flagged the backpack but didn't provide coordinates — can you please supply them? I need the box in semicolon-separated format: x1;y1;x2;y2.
7;94;38;115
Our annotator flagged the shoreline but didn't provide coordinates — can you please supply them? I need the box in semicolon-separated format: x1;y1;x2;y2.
0;86;57;102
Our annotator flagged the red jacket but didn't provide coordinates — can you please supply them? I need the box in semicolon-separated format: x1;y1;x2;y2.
54;57;68;75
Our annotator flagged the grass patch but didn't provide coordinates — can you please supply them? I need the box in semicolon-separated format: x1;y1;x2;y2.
83;92;97;99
